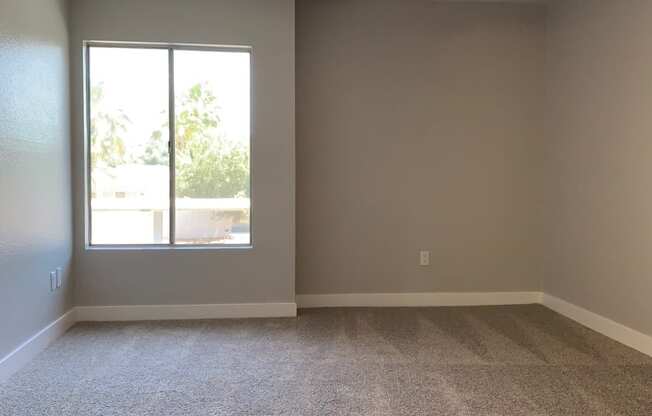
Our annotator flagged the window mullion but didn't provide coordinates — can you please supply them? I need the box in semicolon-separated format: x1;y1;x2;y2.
168;48;176;245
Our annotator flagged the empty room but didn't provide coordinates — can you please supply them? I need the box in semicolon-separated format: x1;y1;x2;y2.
1;0;652;414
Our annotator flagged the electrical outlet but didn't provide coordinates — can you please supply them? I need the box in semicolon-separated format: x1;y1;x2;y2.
419;250;430;266
56;267;63;288
49;271;56;291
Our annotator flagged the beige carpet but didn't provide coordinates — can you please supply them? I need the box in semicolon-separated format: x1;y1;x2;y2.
1;305;651;415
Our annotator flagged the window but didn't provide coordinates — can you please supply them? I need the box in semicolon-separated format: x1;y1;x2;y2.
85;43;251;247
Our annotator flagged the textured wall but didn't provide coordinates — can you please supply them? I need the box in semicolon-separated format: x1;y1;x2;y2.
0;0;73;358
68;0;295;306
545;0;652;336
296;0;546;295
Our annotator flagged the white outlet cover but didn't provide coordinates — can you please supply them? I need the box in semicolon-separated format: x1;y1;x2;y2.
56;267;62;288
420;251;430;266
50;271;56;291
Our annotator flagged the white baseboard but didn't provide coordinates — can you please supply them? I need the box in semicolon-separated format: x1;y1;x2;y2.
0;309;77;383
541;293;652;358
75;302;297;322
297;291;652;358
3;294;651;383
296;291;542;308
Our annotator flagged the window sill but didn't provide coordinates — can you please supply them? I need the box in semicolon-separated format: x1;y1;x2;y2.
84;244;253;252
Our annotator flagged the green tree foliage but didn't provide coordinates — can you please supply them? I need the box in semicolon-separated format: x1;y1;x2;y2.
91;82;249;199
90;84;129;168
141;128;168;166
145;83;250;199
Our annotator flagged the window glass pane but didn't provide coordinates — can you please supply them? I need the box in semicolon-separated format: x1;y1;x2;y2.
89;47;170;244
173;50;251;245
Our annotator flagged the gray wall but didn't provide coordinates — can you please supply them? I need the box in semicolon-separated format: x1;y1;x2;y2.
296;0;546;294
5;0;649;347
545;0;652;336
68;0;295;306
0;0;73;358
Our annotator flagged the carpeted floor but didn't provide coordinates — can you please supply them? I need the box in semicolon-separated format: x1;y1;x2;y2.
1;305;651;415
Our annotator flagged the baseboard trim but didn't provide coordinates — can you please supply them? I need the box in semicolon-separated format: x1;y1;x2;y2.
75;302;298;322
297;291;652;358
0;309;77;383
541;293;652;358
3;293;651;382
296;291;543;308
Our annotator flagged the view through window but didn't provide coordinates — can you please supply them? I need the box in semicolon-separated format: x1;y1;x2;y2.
87;44;251;246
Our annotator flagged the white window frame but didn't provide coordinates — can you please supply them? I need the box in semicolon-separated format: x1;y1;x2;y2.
83;41;254;250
